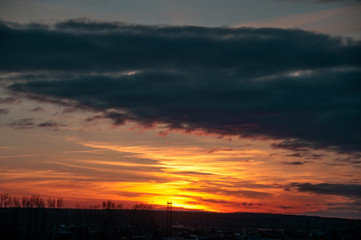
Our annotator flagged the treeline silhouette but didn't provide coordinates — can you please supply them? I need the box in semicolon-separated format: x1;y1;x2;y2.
0;193;64;209
1;193;361;240
0;193;139;210
0;193;158;240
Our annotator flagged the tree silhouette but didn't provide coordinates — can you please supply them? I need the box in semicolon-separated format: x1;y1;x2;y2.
47;198;56;208
56;198;64;208
102;200;115;209
29;194;45;208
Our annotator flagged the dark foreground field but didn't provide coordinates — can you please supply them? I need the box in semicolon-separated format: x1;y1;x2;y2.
1;208;360;240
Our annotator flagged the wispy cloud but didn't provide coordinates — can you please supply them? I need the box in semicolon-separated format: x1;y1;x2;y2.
0;154;35;159
8;118;35;129
7;118;65;129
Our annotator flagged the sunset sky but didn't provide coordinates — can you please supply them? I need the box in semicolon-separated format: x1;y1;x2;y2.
1;0;361;219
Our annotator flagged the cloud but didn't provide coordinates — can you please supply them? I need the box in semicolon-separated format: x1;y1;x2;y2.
208;148;233;153
281;161;312;165
327;200;361;208
279;205;293;209
188;196;262;208
2;20;361;154
2;19;360;73
0;108;9;114
286;153;323;159
37;120;64;128
271;141;326;158
272;139;316;152
8;118;35;129
170;171;214;176
32;106;44;112
335;153;361;164
0;96;20;104
287;183;361;199
7;118;64;129
183;187;272;198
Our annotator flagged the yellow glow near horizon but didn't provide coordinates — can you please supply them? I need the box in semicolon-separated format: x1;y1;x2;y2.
1;123;358;216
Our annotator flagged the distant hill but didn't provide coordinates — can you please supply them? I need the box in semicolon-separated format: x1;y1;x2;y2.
1;208;360;239
156;210;361;232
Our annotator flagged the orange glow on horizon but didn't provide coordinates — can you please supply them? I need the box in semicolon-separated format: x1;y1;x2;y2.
0;123;359;217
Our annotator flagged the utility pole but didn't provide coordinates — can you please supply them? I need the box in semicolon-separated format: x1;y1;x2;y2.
166;201;173;239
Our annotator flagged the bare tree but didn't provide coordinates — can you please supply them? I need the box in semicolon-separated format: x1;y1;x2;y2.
102;200;116;209
0;193;10;208
133;203;152;210
10;196;20;208
56;198;64;208
47;198;56;208
22;196;31;208
1;193;66;209
30;194;45;208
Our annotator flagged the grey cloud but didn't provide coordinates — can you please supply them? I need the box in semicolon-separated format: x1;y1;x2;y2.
286;153;323;159
279;205;293;209
8;118;35;129
188;196;262;208
183;187;272;198
208;148;233;153
0;108;9;114
287;183;361;199
272;139;321;152
11;69;361;154
335;153;361;164
170;171;214;176
281;161;313;165
286;153;306;158
0;96;20;104
7;118;64;129
2;20;361;154
32;106;44;112
327;200;361;207
282;161;304;165
37;120;64;128
1;19;360;74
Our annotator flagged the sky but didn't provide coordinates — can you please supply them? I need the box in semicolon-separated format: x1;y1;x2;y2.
0;0;361;219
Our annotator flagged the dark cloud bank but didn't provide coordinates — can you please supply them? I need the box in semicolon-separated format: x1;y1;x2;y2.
1;20;361;153
288;183;361;199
